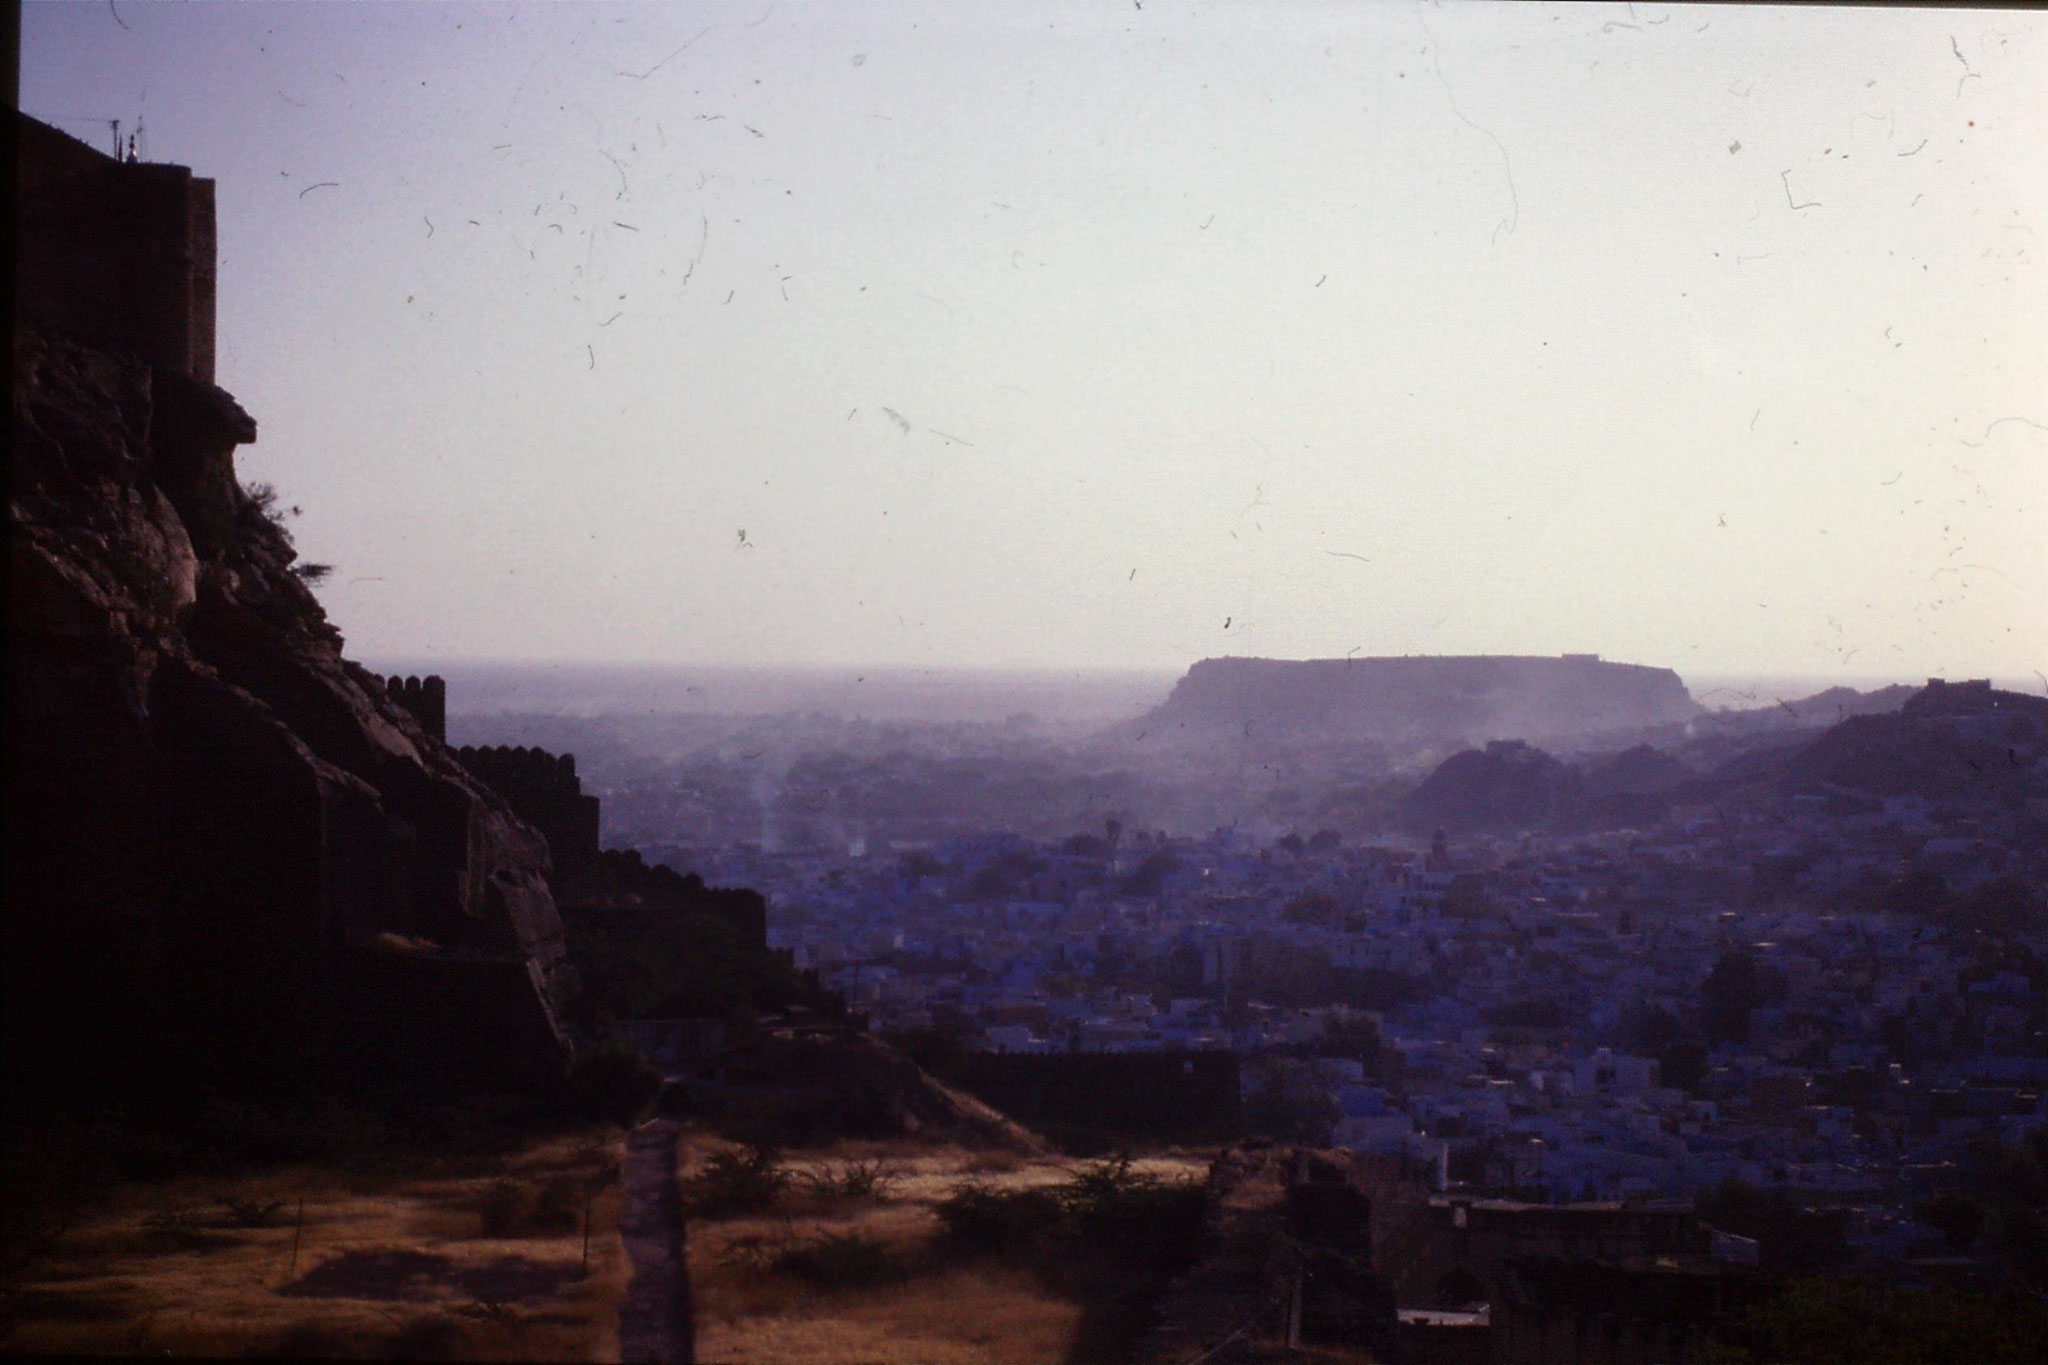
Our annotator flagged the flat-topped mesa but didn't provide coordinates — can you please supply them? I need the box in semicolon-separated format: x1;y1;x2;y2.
1145;654;1699;746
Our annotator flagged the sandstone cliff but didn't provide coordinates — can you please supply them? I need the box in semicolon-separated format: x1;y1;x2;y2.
6;324;576;1100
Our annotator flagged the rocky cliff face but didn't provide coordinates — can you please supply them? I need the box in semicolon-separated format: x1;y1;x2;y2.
6;326;576;1101
1142;654;1699;749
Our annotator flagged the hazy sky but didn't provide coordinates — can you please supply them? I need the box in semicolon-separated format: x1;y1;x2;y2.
23;2;2047;680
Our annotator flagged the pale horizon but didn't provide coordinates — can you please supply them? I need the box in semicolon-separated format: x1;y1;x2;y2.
367;654;2048;728
22;1;2047;680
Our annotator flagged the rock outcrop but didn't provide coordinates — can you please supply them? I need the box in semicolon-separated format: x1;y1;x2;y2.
7;119;575;1103
1400;740;1587;832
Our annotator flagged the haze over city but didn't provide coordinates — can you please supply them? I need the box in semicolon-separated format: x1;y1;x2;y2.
22;0;2046;681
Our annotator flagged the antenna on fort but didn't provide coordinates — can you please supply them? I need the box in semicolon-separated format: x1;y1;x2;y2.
50;116;125;156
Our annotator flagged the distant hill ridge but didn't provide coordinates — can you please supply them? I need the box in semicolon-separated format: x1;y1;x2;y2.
1142;654;1699;746
1788;677;2048;804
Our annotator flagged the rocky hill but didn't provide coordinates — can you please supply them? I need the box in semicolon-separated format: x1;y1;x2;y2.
1581;742;1698;799
7;117;576;1105
1139;654;1698;750
1392;681;2048;834
1787;679;2048;807
1399;740;1588;832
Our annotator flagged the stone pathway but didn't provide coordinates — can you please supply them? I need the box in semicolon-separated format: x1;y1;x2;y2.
618;1119;693;1364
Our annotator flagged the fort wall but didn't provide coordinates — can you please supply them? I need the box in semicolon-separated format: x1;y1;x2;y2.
383;674;447;743
456;743;602;874
15;113;217;384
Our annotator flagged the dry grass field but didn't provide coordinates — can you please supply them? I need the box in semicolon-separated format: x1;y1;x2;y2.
681;1136;1210;1365
0;1130;629;1361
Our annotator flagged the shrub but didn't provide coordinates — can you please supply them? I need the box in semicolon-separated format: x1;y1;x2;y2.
717;1233;782;1273
798;1160;896;1204
771;1233;905;1289
1057;1153;1148;1213
936;1158;1206;1270
1062;1160;1204;1263
935;1182;1063;1253
240;481;301;547
688;1146;787;1218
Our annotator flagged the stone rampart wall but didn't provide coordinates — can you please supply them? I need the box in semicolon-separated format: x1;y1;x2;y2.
456;744;601;873
15;112;216;383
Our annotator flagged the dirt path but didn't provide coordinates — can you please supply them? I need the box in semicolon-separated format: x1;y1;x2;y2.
618;1119;694;1364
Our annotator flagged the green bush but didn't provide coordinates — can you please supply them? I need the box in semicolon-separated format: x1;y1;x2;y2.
935;1159;1203;1262
1057;1155;1205;1263
935;1182;1064;1253
688;1146;788;1218
798;1160;897;1204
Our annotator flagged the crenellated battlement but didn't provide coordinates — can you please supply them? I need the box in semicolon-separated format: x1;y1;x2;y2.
456;744;581;789
456;743;600;874
384;674;447;743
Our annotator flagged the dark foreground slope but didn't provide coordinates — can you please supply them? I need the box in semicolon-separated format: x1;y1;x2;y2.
1141;654;1698;749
